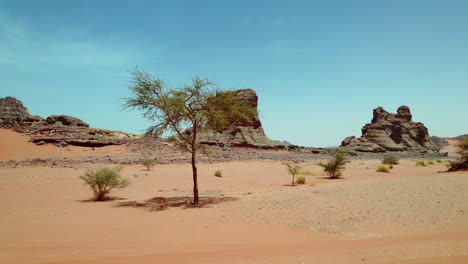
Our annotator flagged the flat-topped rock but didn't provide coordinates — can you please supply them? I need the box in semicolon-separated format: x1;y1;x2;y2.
196;89;281;148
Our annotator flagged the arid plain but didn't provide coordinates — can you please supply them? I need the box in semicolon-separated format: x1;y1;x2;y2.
1;129;467;264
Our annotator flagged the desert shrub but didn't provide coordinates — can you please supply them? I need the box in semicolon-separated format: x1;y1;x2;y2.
382;154;399;165
436;159;442;163
415;161;426;166
296;176;306;184
142;158;157;171
285;163;301;185
389;165;394;169
376;165;389;173
427;160;435;165
79;166;129;201
214;170;222;177
319;150;350;179
447;137;468;171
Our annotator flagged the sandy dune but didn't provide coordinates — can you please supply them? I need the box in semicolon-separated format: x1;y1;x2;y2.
1;129;467;263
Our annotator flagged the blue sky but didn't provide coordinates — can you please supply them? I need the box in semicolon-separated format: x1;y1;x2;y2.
1;0;467;147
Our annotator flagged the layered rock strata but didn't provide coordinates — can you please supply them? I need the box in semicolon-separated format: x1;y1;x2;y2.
341;106;439;153
196;89;281;148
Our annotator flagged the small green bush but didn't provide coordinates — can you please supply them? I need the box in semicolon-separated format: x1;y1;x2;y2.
427;160;435;165
416;161;426;166
319;150;350;179
142;158;157;171
389;165;394;169
285;163;301;185
447;137;468;171
296;176;306;184
79;166;129;201
214;170;222;177
382;154;399;165
436;159;442;163
376;165;389;173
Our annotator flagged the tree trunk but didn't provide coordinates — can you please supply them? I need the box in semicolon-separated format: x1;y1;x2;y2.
191;150;199;204
291;175;295;186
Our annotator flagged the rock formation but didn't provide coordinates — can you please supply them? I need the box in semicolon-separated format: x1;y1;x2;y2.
46;115;89;127
341;106;439;153
0;97;35;127
195;89;281;148
0;96;137;147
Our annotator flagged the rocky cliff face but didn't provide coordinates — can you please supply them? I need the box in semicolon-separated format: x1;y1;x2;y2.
196;89;281;148
341;106;439;153
0;97;33;127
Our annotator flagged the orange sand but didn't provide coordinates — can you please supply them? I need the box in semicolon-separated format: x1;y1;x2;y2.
1;129;467;263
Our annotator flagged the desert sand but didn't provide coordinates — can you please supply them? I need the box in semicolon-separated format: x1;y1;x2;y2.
1;129;467;264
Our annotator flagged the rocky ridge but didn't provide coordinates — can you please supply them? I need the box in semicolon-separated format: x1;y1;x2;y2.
1;96;138;147
341;106;441;154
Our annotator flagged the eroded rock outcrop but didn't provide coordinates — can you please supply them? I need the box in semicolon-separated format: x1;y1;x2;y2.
1;96;138;147
341;106;439;153
0;97;36;127
46;115;89;127
196;89;281;148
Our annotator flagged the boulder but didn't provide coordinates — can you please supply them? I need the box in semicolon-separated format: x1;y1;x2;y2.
341;106;439;153
196;89;281;148
46;115;89;127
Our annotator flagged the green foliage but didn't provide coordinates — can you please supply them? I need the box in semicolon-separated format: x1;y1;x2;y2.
416;161;426;166
123;70;256;204
319;150;350;179
382;154;399;165
436;159;442;163
389;165;394;169
142;158;157;171
79;167;129;201
427;160;435;165
447;137;468;171
285;163;301;186
296;176;306;184
214;170;222;177
376;165;389;173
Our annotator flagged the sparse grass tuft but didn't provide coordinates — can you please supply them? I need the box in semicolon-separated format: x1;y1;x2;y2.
142;158;157;171
376;165;390;173
416;161;426;167
214;170;222;177
427;160;435;165
382;154;399;165
296;176;306;184
436;159;442;163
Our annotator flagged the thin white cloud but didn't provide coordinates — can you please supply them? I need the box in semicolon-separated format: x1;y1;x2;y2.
0;12;163;74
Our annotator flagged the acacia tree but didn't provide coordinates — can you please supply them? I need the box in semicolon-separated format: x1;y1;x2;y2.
124;70;255;204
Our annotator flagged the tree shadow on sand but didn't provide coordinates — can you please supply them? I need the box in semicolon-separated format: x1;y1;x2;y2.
116;196;238;212
78;196;127;203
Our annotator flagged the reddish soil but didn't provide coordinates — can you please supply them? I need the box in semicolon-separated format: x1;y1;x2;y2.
1;129;467;263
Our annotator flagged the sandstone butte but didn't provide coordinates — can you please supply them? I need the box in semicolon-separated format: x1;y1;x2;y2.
341;105;440;154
